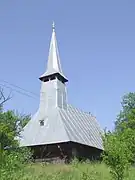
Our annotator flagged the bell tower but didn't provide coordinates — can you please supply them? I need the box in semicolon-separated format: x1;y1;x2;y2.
39;23;68;111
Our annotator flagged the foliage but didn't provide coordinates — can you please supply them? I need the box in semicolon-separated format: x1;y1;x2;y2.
102;131;133;180
0;110;30;150
17;113;31;129
1;161;110;180
115;92;135;131
115;93;135;162
0;111;19;150
0;89;32;180
102;92;135;180
0;162;134;180
0;148;32;180
118;109;135;163
0;110;32;179
0;111;32;180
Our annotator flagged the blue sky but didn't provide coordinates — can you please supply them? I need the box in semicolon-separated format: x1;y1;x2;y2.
0;0;135;130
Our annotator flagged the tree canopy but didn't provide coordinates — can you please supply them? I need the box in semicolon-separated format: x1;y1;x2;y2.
103;92;135;180
0;88;30;150
115;92;135;131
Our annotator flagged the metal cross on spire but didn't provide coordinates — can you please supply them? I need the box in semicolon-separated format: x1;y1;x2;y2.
52;21;55;31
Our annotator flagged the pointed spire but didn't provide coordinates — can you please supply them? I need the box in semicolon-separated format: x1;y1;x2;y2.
39;22;68;82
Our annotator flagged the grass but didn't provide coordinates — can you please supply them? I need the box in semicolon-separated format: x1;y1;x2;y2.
27;162;111;179
6;161;135;180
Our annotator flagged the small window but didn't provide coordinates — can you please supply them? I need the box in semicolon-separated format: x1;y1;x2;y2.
43;78;49;82
50;76;56;80
39;120;44;126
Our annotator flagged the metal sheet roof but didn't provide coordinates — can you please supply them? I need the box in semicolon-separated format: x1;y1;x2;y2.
20;105;103;150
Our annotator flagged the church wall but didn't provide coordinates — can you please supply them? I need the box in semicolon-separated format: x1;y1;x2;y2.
30;142;102;163
69;142;103;161
39;80;57;110
56;79;67;109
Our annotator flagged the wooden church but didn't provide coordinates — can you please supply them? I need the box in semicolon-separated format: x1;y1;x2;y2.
20;23;103;163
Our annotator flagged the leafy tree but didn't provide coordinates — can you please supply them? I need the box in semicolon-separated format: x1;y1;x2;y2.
117;109;135;163
103;92;135;179
0;88;30;150
115;92;135;131
102;130;133;180
0;88;32;179
0;110;30;150
115;92;135;162
17;113;31;129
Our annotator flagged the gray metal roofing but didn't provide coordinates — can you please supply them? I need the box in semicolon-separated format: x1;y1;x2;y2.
20;104;103;150
39;26;67;80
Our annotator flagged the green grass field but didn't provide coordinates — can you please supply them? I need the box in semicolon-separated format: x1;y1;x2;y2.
5;162;135;180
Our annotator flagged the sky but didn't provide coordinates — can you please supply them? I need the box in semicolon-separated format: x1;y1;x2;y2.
0;0;135;130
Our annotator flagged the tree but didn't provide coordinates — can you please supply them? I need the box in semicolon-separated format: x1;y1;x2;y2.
115;92;135;131
0;88;30;150
117;109;135;163
17;113;31;129
102;130;133;180
0;88;32;179
0;111;19;150
115;92;135;162
0;110;30;151
103;92;135;179
0;88;11;111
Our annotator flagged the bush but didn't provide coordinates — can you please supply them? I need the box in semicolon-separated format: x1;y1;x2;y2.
0;147;32;180
102;131;133;180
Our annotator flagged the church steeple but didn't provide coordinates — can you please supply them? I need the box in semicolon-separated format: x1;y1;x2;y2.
39;23;68;110
39;22;68;83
